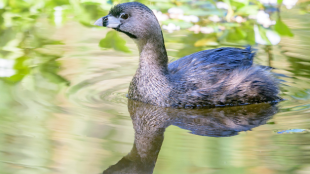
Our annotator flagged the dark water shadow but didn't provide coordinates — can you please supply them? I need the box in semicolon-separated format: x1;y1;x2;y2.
103;99;278;174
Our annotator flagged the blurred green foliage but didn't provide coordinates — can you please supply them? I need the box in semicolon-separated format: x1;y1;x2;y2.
0;0;112;85
274;19;293;37
0;0;303;86
299;0;310;13
99;30;131;53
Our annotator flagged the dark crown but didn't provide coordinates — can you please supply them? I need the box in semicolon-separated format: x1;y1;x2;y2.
109;2;153;17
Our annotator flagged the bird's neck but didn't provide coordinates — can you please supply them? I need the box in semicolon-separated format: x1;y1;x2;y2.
125;110;166;170
135;33;169;74
129;32;170;105
125;131;164;164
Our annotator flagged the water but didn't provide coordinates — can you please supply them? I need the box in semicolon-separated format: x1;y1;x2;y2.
1;2;310;174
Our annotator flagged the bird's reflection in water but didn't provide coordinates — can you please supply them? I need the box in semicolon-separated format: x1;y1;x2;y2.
103;100;278;174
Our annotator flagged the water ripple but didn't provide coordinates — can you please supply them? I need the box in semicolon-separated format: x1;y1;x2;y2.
67;73;131;108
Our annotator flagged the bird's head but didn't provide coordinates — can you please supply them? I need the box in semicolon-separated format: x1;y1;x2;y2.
94;2;162;40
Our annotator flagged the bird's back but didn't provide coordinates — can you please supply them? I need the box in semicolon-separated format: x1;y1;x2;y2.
169;47;254;75
167;47;280;108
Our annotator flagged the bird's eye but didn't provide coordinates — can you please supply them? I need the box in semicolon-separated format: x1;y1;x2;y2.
120;13;129;19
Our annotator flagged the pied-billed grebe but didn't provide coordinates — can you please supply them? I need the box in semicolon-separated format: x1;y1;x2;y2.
103;99;278;173
94;2;281;108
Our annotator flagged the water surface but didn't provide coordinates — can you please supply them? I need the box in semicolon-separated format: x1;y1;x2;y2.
0;2;310;174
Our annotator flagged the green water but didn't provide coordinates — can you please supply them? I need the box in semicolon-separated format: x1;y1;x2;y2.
1;0;310;174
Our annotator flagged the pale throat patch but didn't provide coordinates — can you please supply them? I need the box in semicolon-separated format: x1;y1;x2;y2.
107;16;121;28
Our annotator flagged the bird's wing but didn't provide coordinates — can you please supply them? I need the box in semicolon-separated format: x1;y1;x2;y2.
168;47;255;74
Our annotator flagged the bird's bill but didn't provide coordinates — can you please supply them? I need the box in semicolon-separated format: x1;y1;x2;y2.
94;15;120;28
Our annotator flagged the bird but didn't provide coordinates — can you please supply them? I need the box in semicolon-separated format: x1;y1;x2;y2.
102;99;278;173
94;2;281;109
